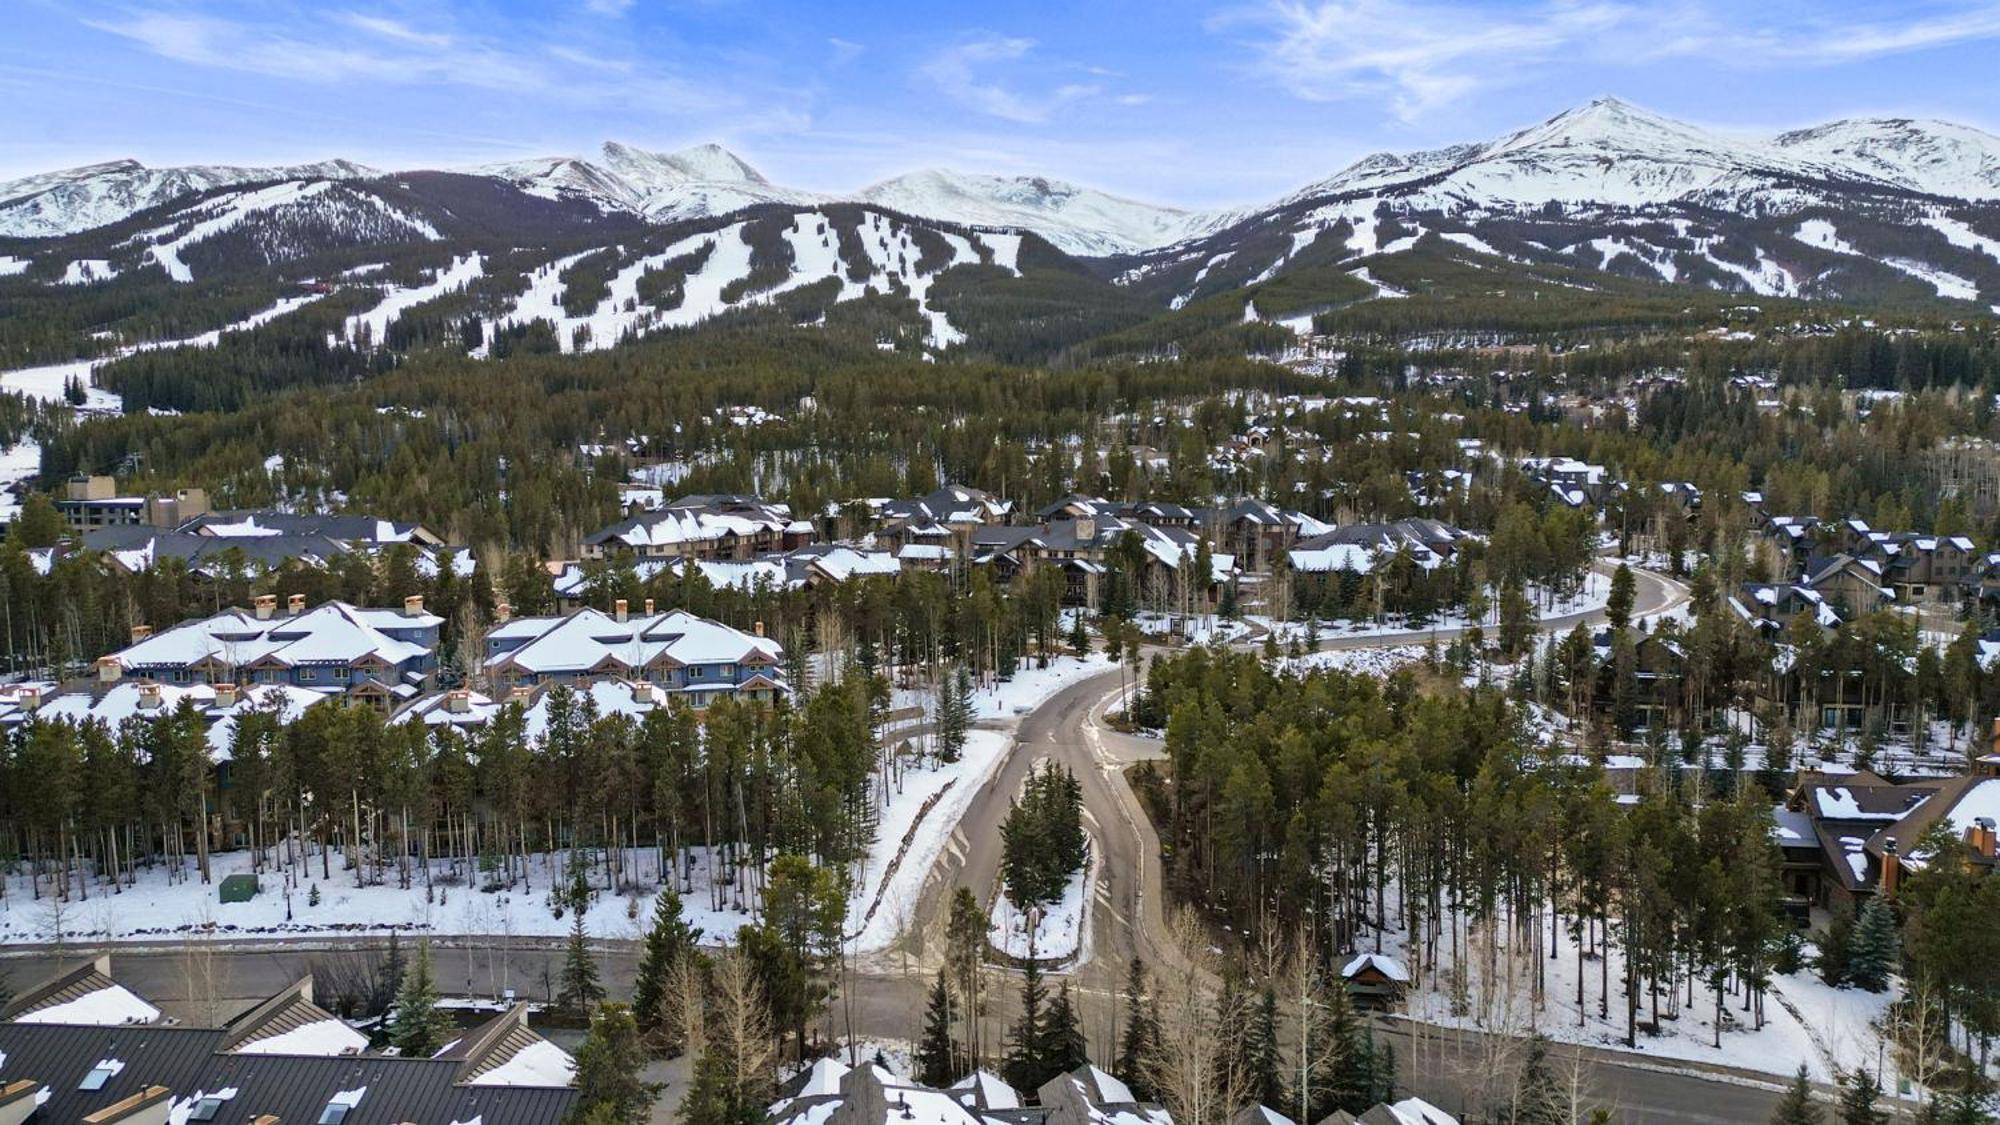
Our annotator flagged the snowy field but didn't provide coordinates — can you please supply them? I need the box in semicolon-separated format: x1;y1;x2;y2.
0;656;1116;951
1252;571;1616;643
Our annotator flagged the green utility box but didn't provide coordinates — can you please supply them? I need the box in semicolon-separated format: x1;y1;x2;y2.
219;874;260;904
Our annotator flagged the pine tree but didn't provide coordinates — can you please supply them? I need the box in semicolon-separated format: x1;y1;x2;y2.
1771;1065;1823;1125
1246;988;1285;1111
1846;898;1898;993
559;871;606;1015
574;1002;654;1124
1371;1034;1396;1107
1607;563;1636;632
389;940;452;1057
1116;957;1160;1102
1326;984;1370;1113
1001;955;1047;1094
937;669;971;765
1039;980;1089;1079
1509;1034;1567;1125
917;970;962;1088
1069;612;1090;655
1837;1068;1888;1125
632;888;701;1050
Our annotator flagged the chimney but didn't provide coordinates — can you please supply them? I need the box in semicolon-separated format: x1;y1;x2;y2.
253;594;277;620
403;594;425;618
643;598;655;616
446;689;471;714
129;624;153;644
495;601;513;624
1880;838;1901;897
631;681;657;705
138;683;163;711
614;598;629;623
509;684;534;703
754;620;765;638
97;656;122;684
287;593;306;616
12;687;40;713
1075;516;1096;541
213;682;238;709
1978;817;1997;859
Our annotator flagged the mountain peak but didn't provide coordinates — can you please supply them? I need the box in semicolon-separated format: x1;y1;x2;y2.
599;141;769;186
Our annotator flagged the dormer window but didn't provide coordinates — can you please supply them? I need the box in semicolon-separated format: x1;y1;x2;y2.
319;1102;352;1124
188;1092;234;1121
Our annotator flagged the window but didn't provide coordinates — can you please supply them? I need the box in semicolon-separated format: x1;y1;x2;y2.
189;1097;228;1121
299;667;316;682
79;1063;118;1091
318;1103;352;1125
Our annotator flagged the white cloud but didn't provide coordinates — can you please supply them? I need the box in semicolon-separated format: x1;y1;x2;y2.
1221;0;1637;121
918;34;1101;124
1223;0;2000;121
82;7;734;113
584;0;635;14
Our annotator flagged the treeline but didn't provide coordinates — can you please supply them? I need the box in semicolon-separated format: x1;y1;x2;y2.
1131;647;1787;1052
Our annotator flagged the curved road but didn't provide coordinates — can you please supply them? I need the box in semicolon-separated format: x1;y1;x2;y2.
6;565;1791;1121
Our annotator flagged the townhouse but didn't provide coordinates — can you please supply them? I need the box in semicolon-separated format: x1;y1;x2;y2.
582;495;814;562
98;596;442;709
483;602;784;706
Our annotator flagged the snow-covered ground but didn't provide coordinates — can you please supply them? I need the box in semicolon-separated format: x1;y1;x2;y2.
1376;897;1898;1086
986;844;1094;965
1253;571;1614;643
0;656;1116;951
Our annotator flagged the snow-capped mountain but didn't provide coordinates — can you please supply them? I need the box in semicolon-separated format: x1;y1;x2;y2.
0;158;378;239
859;169;1233;257
7;99;2000;312
474;141;823;223
1282;97;2000;213
1126;97;2000;310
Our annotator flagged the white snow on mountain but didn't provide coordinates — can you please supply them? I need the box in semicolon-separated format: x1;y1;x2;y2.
1283;97;2000;214
473;141;821;222
0;158;377;238
859;168;1235;256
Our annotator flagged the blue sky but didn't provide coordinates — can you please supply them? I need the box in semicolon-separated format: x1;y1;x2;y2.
6;0;2000;208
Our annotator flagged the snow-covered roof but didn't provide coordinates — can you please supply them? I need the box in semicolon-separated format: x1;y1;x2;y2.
230;1016;367;1056
1341;953;1411;982
115;601;438;672
12;981;160;1026
485;607;781;678
31;681;335;762
465;1038;577;1087
948;1070;1019;1110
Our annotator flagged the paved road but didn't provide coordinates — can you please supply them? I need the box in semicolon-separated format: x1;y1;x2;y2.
8;564;1784;1122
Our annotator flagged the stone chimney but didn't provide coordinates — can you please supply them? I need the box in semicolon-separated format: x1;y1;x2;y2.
754;620;765;638
130;624;153;643
213;682;238;709
12;686;41;713
1074;516;1096;541
97;656;123;684
445;689;472;714
253;594;277;620
509;684;534;703
1881;838;1901;897
643;598;656;616
1977;817;1998;859
495;601;513;624
614;598;629;623
137;683;163;711
631;681;657;705
403;594;425;618
287;593;306;616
